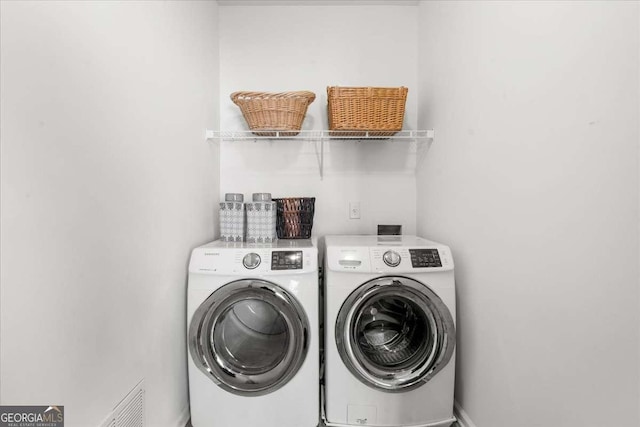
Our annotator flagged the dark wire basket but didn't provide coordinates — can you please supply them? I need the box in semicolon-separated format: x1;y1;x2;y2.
274;197;315;239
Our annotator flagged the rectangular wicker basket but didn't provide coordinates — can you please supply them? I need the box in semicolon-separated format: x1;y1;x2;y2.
327;86;408;137
231;91;316;137
274;197;315;239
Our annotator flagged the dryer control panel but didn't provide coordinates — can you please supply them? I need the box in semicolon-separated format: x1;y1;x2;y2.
189;240;317;275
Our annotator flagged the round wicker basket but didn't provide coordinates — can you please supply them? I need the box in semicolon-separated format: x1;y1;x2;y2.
231;91;316;137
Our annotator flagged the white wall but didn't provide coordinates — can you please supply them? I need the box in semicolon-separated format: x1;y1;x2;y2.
417;2;639;426
219;4;418;236
0;2;219;426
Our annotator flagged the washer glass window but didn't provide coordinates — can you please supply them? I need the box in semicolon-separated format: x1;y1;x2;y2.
336;277;455;392
189;280;309;396
355;293;433;370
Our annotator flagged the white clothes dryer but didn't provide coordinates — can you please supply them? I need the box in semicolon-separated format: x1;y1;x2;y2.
188;239;319;427
323;235;456;427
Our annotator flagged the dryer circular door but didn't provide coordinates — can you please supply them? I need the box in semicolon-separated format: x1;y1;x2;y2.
335;277;455;392
189;279;309;396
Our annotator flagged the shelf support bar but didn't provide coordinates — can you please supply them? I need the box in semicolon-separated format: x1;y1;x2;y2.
320;137;324;180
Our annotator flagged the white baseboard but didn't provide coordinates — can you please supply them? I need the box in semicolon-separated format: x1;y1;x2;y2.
174;404;190;427
454;401;477;427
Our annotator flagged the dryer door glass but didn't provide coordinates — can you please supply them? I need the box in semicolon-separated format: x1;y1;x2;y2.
189;279;309;396
335;277;455;392
213;298;289;374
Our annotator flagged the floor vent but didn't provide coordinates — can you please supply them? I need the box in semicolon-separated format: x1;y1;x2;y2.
101;380;145;427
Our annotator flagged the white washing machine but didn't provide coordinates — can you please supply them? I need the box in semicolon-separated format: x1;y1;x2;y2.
187;239;319;427
323;235;456;427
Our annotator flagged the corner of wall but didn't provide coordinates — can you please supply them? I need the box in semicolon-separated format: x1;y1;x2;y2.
454;401;477;427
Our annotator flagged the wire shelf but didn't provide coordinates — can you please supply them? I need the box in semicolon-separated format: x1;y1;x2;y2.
207;129;434;141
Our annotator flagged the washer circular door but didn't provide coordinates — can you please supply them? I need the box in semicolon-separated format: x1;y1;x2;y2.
189;279;309;396
335;277;455;392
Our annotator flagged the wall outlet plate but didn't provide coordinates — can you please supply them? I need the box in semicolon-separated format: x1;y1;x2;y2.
349;202;361;219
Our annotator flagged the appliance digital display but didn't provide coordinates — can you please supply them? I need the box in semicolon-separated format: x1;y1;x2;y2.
409;249;442;268
271;251;303;270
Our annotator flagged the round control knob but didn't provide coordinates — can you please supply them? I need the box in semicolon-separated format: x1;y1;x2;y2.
383;250;401;267
242;253;261;270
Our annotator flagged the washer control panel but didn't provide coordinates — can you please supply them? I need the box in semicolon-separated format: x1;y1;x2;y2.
369;247;452;273
271;250;303;270
325;236;454;273
409;249;442;268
